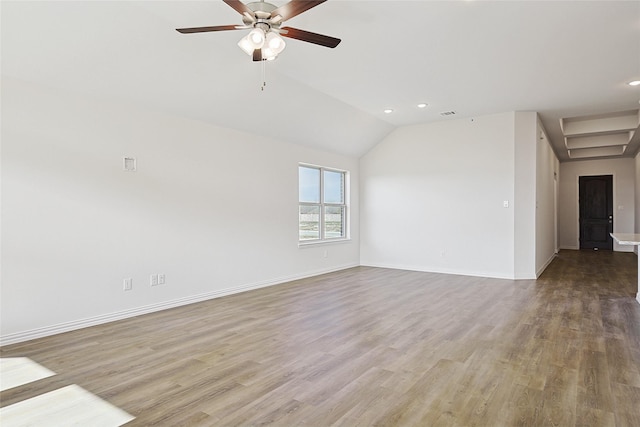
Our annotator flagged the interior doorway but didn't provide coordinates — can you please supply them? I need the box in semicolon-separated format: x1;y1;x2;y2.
579;175;613;250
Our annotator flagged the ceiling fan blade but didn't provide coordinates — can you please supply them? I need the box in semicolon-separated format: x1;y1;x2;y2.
253;49;263;62
271;0;326;21
280;26;341;48
223;0;253;16
176;25;241;34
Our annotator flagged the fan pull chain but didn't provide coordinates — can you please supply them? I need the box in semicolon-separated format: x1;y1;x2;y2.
261;59;267;91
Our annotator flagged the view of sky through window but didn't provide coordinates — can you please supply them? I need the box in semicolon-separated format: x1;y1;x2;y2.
323;170;344;204
299;166;320;203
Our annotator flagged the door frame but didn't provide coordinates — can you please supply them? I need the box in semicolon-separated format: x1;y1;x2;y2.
575;173;615;250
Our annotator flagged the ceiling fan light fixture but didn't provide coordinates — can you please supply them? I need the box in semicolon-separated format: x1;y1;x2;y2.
237;35;254;56
262;47;278;61
178;0;341;67
247;28;266;49
266;32;286;55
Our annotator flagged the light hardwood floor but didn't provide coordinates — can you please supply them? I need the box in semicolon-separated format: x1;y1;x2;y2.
1;250;639;426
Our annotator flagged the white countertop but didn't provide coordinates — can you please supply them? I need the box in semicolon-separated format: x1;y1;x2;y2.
610;233;640;245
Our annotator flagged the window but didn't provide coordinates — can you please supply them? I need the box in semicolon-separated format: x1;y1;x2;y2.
299;164;347;242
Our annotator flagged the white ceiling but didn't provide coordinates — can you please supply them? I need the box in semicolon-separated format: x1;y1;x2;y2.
2;0;639;161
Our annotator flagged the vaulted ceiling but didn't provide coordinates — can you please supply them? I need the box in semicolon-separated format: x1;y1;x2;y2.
2;1;639;161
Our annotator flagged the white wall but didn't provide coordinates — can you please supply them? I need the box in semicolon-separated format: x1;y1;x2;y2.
558;158;635;251
535;122;560;275
1;78;360;343
513;112;537;279
0;77;566;343
634;151;640;252
360;112;517;279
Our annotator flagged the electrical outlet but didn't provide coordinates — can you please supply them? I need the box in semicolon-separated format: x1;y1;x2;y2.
158;274;166;285
150;274;158;286
124;278;133;291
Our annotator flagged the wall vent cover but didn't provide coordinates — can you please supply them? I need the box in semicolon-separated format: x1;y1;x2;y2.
123;157;136;172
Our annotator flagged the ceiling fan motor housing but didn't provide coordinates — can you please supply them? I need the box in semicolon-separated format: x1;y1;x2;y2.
243;2;279;28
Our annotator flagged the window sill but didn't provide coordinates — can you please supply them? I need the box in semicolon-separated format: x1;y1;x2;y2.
298;238;352;248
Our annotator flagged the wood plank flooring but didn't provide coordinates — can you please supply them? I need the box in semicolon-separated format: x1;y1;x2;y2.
1;250;639;426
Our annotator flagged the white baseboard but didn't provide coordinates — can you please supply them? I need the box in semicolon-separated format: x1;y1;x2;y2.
0;263;358;346
559;245;635;253
536;253;557;278
359;262;515;280
613;243;635;252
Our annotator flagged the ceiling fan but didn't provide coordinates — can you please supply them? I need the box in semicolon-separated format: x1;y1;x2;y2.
176;0;341;62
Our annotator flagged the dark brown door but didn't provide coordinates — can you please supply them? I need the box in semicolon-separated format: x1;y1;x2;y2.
579;175;613;250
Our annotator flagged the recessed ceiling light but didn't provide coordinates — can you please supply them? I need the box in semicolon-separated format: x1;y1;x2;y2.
628;80;640;86
417;103;428;108
383;109;394;114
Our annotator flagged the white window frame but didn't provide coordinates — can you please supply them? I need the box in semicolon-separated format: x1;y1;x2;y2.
298;164;349;245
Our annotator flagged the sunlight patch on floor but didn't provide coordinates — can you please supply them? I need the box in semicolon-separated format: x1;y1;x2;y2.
0;357;56;392
0;384;135;426
1;358;135;426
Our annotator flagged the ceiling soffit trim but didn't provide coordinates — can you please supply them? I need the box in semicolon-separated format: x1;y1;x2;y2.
560;110;640;160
